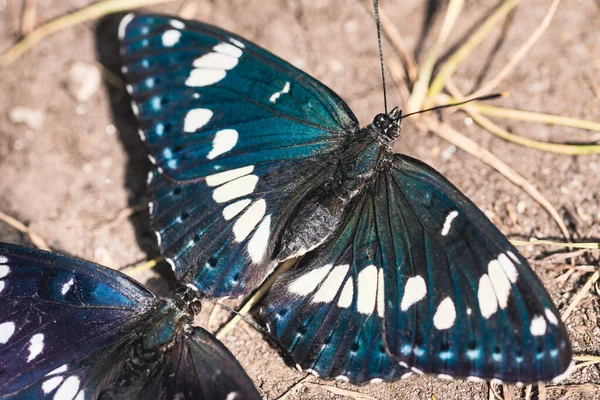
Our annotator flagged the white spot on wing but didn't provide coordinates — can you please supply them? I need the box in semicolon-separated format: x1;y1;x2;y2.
169;20;185;29
498;253;518;283
530;315;547;336
0;256;7;263
43;377;64;394
46;364;68;375
269;81;291;103
507;251;520;263
248;215;271;263
61;278;74;295
225;393;239;400
488;259;511;309
400;275;427;311
335;375;349;382
183;108;213;132
552;361;575;384
433;297;456;330
161;30;181;47
186;68;227;87
438;374;453;380
0;322;15;344
27;333;44;362
118;13;135;40
377;268;385;316
288;264;333;296
193;52;239;70
212;175;258;203
357;265;378;314
213;42;243;58
54;376;80;400
0;281;5;294
441;210;458;236
222;199;251;220
370;378;383;384
206;166;254;187
229;38;245;48
478;274;498;319
0;265;9;279
207;129;238;160
233;199;266;242
337;276;353;308
312;264;349;304
545;308;559;325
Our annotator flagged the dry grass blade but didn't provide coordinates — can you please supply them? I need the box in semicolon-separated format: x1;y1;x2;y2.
360;0;418;82
489;382;505;400
407;0;464;113
428;0;520;99
461;106;600;154
469;0;561;98
547;383;600;391
560;267;600;322
303;383;378;400
216;258;298;339
421;118;570;239
467;103;600;133
21;0;39;34
94;203;147;235
510;239;599;250
275;376;312;400
0;211;50;250
0;0;178;67
125;256;163;276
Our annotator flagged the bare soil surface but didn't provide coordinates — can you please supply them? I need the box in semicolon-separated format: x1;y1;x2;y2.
1;0;599;399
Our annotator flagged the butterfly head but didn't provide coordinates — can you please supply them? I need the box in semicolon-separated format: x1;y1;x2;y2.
372;106;402;145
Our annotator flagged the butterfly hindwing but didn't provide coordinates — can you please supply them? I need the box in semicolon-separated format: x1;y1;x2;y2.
120;14;359;297
261;154;572;384
0;243;154;399
150;327;261;400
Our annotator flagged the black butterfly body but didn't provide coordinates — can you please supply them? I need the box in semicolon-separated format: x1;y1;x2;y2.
119;14;573;385
0;243;260;399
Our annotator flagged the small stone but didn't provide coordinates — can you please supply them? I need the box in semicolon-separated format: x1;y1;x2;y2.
8;106;45;130
67;62;101;102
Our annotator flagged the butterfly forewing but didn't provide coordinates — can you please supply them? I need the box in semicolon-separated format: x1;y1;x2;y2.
261;154;572;384
120;14;359;297
0;243;154;399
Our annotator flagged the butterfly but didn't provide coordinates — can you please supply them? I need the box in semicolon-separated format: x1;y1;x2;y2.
0;242;260;399
119;14;573;385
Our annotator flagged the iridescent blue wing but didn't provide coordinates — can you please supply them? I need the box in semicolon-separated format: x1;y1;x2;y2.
137;327;261;400
119;14;358;298
0;243;154;399
260;154;572;384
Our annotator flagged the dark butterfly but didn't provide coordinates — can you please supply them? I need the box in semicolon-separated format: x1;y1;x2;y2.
0;243;260;399
119;14;573;385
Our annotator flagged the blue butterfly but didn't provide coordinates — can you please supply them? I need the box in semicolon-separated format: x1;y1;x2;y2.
0;243;260;399
119;14;573;385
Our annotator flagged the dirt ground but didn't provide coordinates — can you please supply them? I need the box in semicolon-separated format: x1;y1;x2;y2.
1;0;599;399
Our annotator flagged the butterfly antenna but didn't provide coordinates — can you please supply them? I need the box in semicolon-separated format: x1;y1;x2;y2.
204;298;271;336
373;0;388;114
400;92;509;119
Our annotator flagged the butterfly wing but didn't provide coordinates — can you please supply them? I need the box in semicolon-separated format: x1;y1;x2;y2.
135;326;260;400
119;14;359;298
0;243;154;399
261;154;572;384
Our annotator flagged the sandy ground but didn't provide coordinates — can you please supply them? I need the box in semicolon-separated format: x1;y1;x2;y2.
1;0;599;399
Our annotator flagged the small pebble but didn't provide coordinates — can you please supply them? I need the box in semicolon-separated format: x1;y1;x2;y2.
8;106;45;130
68;62;101;102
